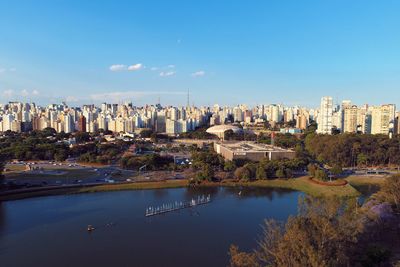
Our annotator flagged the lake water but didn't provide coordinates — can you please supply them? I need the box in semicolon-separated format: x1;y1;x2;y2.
0;187;302;267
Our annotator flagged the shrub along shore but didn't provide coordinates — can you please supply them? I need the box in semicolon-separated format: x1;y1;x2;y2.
0;175;383;201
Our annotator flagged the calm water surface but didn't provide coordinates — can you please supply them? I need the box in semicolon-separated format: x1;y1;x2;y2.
0;187;302;267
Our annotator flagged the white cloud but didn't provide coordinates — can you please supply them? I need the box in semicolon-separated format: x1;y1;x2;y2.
21;89;29;97
191;70;205;77
66;96;79;102
167;64;175;68
159;71;176;77
109;64;127;72
128;63;143;71
1;89;40;99
0;67;17;74
3;89;14;98
150;67;158;71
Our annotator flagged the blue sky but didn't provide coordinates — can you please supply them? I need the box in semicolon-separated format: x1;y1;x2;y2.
0;0;400;108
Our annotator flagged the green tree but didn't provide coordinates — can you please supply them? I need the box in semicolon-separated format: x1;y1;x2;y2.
307;163;317;177
75;132;91;143
140;129;154;138
196;164;214;181
256;165;267;180
54;150;68;162
357;153;368;166
284;168;293;178
229;245;260;267
275;168;285;179
234;166;251;181
315;169;328;181
224;160;236;172
229;196;364;267
330;165;343;177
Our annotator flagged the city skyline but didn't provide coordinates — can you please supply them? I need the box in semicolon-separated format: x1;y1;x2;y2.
1;1;400;107
0;96;398;136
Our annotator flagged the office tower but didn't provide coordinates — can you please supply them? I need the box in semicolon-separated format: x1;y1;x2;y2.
356;104;371;134
115;117;125;132
340;100;351;131
233;106;243;122
284;108;294;123
392;111;400;134
371;104;396;135
332;109;342;132
244;110;252;124
296;111;309;130
166;119;178;134
169;107;178;121
343;105;358;133
317;96;333;134
2;114;14;131
394;112;399;135
11;120;22;132
64;113;74;133
269;105;280;123
97;116;107;131
155;111;166;133
77;115;86;132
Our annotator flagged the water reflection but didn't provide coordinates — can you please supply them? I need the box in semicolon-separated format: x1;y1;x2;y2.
185;186;220;199
0;187;302;267
152;188;170;198
224;186;296;201
0;202;5;237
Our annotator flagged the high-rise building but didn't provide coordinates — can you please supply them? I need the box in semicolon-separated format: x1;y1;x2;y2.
269;105;280;123
166;119;178;134
317;96;333;134
356;104;371;134
340;100;352;131
296;113;308;130
233;106;243;122
343;105;358;133
64;113;74;133
371;104;396;135
77;115;86;132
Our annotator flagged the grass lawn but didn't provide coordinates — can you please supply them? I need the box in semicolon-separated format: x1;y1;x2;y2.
2;174;367;200
78;179;189;193
85;176;360;198
345;175;386;187
4;164;27;172
216;176;360;198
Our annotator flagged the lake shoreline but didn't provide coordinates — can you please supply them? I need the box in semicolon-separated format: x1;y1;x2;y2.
1;175;385;201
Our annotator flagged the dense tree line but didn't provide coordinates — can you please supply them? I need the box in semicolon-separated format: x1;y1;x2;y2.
305;133;400;167
233;158;306;181
0;129;70;161
76;141;129;164
178;127;216;139
189;146;308;182
0;129;130;164
120;154;174;170
190;149;224;182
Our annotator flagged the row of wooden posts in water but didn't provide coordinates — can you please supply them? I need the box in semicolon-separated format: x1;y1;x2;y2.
145;194;211;217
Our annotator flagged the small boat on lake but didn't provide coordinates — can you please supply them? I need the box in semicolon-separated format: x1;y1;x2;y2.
87;225;95;232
